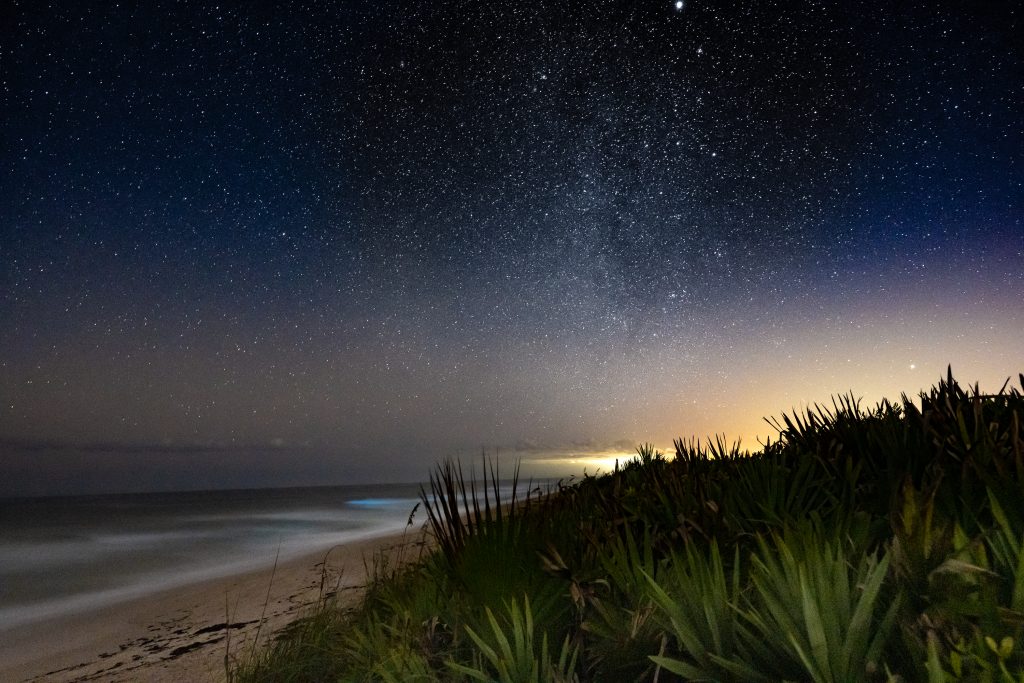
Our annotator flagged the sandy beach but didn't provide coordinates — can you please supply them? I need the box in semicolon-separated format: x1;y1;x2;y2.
0;528;427;683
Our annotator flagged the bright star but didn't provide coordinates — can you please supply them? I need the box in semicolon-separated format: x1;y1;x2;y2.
675;1;684;10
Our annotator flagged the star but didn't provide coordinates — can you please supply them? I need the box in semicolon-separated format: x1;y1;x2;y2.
0;0;1018;495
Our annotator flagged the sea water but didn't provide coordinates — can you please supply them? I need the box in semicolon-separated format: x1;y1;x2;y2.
0;484;426;630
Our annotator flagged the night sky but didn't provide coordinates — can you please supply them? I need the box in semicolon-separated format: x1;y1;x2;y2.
2;1;1021;496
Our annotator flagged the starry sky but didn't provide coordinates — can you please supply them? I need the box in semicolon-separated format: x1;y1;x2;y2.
1;0;1021;496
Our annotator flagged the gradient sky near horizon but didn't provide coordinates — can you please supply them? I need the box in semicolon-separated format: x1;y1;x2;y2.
1;0;1022;496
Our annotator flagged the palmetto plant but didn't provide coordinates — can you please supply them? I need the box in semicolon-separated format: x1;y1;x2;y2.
418;458;561;613
419;458;530;568
734;525;898;683
646;541;748;682
915;490;1024;681
574;524;661;681
446;595;579;683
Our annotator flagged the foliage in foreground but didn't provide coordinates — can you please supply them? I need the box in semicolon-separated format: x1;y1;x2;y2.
235;368;1024;682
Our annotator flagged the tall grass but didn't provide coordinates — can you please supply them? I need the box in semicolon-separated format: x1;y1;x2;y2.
235;368;1024;681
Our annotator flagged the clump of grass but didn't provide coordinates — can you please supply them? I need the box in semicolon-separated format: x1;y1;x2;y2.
234;368;1024;682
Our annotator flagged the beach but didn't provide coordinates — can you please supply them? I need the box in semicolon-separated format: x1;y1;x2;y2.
0;485;432;682
0;529;424;682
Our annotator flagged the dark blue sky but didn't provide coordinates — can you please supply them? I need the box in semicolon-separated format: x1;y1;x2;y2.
1;0;1021;495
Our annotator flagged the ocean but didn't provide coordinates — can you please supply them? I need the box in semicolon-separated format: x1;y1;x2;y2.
0;484;428;631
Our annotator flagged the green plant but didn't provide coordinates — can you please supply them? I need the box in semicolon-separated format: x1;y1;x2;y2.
446;595;579;683
734;525;898;682
647;541;750;681
576;524;661;681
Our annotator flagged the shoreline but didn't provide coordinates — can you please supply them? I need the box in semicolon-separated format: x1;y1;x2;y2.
0;527;426;682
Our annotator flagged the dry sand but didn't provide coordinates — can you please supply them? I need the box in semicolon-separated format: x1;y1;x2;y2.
0;529;428;682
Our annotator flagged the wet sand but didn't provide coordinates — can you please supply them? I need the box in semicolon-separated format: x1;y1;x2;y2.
0;528;427;682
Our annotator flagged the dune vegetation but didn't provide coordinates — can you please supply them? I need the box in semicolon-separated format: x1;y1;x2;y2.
234;369;1024;682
